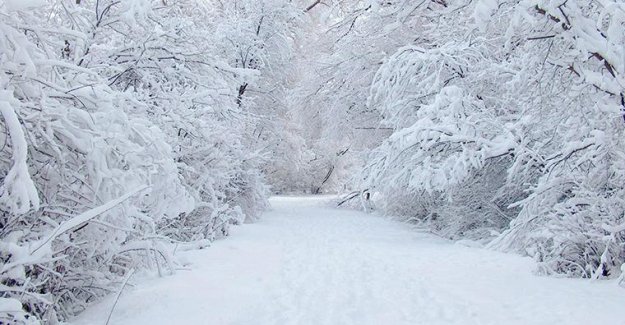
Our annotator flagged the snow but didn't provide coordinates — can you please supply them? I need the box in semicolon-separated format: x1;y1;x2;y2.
0;297;23;313
2;0;45;12
0;297;35;325
472;0;498;30
0;95;40;214
73;196;625;325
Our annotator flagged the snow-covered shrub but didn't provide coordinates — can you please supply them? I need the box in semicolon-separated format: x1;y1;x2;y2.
357;0;625;278
486;0;625;278
362;38;522;240
1;0;271;323
0;3;191;322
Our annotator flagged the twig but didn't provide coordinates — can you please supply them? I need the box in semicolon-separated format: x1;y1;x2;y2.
105;268;135;325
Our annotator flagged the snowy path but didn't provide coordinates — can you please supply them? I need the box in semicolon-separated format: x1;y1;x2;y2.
75;196;625;325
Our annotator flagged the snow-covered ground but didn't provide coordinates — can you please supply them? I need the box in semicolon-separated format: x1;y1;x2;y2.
73;196;625;325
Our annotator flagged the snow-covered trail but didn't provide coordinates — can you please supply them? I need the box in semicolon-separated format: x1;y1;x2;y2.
75;196;625;325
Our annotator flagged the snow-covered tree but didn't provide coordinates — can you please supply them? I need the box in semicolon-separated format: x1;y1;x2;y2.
357;0;625;278
1;0;271;322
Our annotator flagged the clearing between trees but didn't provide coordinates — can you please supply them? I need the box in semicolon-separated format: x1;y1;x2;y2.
74;196;625;325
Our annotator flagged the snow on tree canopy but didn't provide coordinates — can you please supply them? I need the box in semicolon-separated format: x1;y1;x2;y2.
2;0;625;323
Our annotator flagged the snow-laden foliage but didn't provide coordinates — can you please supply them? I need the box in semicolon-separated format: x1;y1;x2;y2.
208;0;311;195
0;0;282;323
284;0;418;194
2;0;624;322
352;0;625;278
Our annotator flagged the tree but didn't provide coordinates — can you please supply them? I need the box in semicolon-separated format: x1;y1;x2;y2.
1;1;270;322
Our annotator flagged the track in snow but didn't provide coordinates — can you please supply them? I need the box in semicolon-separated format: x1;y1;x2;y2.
75;196;625;325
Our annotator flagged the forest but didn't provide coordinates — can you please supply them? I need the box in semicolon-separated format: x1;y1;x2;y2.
1;0;624;323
